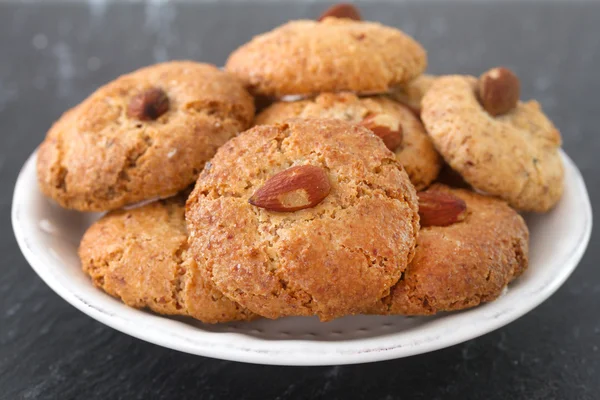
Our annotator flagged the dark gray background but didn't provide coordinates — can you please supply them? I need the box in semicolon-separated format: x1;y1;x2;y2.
1;1;599;399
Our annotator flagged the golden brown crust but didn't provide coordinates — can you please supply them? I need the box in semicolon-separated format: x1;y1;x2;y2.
421;75;564;212
186;119;420;321
37;61;255;212
225;19;427;97
255;93;442;190
370;184;529;315
78;196;256;323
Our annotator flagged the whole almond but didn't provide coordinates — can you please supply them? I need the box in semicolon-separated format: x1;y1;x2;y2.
477;67;520;116
127;88;170;121
360;114;403;151
318;3;361;21
249;165;331;212
418;190;467;227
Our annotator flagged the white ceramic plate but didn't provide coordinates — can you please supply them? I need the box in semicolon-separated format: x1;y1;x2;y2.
12;149;592;366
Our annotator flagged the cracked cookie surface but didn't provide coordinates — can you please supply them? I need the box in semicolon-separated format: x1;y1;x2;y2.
225;18;426;97
421;75;564;212
79;195;256;323
255;92;442;190
186;119;420;321
369;184;529;315
37;61;254;211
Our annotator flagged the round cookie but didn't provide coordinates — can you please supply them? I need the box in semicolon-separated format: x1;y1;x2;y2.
255;93;442;190
421;75;564;212
37;61;254;212
389;74;437;115
186;119;420;321
79;195;256;324
369;184;529;315
225;18;426;97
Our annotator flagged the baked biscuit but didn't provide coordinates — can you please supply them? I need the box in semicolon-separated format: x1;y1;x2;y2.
370;184;529;315
225;18;426;97
37;61;254;211
390;74;437;115
186;119;420;321
255;93;442;190
421;75;564;212
79;195;256;323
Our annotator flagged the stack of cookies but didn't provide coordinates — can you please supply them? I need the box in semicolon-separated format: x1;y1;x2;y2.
37;4;563;324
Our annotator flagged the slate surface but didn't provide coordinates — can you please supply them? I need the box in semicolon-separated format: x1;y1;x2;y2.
1;1;599;399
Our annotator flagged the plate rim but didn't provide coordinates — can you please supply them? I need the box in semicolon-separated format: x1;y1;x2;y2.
12;149;593;366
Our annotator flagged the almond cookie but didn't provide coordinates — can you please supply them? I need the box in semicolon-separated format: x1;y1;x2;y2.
255;93;442;190
186;119;420;321
79;195;256;324
37;61;254;212
225;18;426;97
370;184;529;315
389;74;437;115
421;74;564;212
